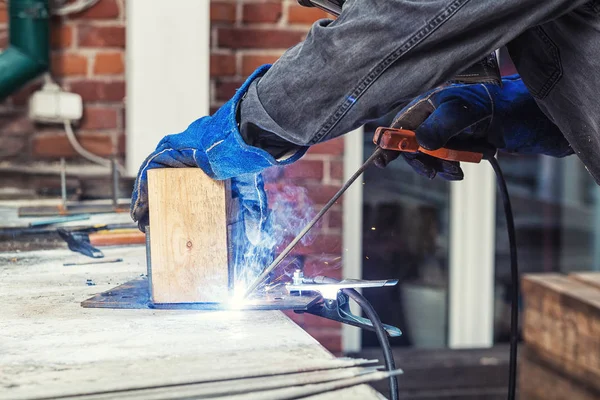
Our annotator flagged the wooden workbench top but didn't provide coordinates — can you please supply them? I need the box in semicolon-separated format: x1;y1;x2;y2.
0;245;382;399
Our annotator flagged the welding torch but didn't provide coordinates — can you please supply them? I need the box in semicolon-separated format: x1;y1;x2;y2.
242;128;488;298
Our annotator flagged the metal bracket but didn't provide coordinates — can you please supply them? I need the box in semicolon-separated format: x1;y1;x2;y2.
81;277;322;311
286;270;402;337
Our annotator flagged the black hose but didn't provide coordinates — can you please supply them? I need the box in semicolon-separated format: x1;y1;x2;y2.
342;288;399;400
487;156;519;400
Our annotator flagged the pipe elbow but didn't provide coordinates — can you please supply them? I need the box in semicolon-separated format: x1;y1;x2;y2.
0;0;50;100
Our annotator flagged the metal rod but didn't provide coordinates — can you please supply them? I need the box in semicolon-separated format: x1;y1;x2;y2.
63;258;123;266
243;147;384;298
111;157;119;208
60;157;67;210
29;214;90;227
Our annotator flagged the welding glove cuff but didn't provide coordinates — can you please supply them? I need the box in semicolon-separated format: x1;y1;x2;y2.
131;65;307;241
380;75;573;180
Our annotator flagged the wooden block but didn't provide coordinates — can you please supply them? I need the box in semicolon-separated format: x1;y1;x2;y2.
570;272;600;291
521;273;600;392
147;168;232;304
519;345;600;400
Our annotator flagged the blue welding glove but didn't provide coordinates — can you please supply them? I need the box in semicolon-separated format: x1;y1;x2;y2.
376;75;573;180
131;65;306;245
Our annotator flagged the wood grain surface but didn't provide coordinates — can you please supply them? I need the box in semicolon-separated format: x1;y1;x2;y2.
521;273;600;393
519;346;600;400
148;168;230;303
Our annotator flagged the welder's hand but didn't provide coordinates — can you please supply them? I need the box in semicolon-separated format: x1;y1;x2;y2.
130;65;305;244
376;75;573;180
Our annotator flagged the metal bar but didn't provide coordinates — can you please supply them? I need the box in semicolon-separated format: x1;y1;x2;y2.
52;367;393;400
63;258;123;267
29;214;90;227
19;203;130;217
60;157;67;209
111;157;119;208
243;147;384;298
221;369;403;400
287;279;398;292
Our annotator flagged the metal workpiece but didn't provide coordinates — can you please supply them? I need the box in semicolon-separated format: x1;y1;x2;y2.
82;277;322;311
285;275;402;337
294;289;402;338
292;269;304;286
287;277;399;297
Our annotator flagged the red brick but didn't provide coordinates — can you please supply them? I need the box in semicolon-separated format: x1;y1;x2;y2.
211;2;236;23
303;183;343;205
305;327;342;353
264;182;317;217
283;310;305;326
70;0;119;19
78;26;125;48
11;80;43;106
288;5;331;24
304;255;343;280
117;132;126;156
307;137;344;156
31;132;115;158
241;53;280;76
0;33;7;50
303;314;342;329
51;24;74;49
94;52;124;75
0;3;6;24
217;27;304;49
0;132;27;159
283;159;324;180
70;80;125;102
288;233;342;256
210;53;236;77
243;2;282;23
330;160;343;180
327;209;342;229
215;79;243;102
80;106;118;130
51;53;88;76
0;113;34;135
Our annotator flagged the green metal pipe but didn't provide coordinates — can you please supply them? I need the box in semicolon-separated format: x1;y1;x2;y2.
0;0;50;100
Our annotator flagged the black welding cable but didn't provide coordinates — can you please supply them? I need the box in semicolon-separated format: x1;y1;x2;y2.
342;288;399;400
487;156;519;400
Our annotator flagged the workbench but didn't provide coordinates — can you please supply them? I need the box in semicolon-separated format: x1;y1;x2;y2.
0;236;383;399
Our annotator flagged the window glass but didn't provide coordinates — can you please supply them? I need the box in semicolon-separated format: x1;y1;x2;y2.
361;118;451;348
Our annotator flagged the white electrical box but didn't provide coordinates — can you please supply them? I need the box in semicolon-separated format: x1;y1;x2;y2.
28;83;83;123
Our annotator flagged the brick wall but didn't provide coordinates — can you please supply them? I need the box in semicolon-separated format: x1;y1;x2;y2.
210;0;345;353
0;0;125;162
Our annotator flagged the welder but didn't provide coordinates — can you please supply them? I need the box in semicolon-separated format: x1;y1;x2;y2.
131;0;597;249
